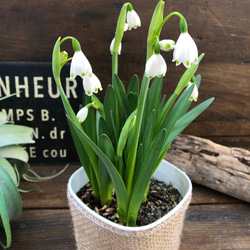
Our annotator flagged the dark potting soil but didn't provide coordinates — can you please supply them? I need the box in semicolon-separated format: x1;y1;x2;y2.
76;178;183;226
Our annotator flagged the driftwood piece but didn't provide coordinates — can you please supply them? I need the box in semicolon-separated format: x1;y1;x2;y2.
165;134;250;203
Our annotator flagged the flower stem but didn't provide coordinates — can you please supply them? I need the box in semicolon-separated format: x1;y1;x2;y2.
125;74;150;199
156;12;187;37
112;52;118;76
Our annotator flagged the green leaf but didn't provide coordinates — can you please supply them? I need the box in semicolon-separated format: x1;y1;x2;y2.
98;134;114;205
127;74;139;96
66;115;128;217
141;110;155;154
145;76;163;120
0;112;8;125
57;85;98;194
112;74;131;122
103;85;120;143
165;97;214;146
22;164;68;182
127;129;166;226
0;155;18;186
174;54;204;95
127;92;138;112
0;189;12;249
147;1;165;59
84;96;97;144
117;110;136;157
142;76;162;134
160;84;194;136
0;145;29;163
0;165;22;221
0;125;35;147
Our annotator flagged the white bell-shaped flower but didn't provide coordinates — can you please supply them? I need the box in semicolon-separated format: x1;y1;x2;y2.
159;39;175;52
110;38;122;55
127;9;141;30
77;106;89;123
83;73;103;96
172;32;198;68
187;82;199;102
70;51;92;78
145;54;167;79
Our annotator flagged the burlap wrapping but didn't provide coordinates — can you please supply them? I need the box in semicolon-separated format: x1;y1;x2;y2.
67;189;191;250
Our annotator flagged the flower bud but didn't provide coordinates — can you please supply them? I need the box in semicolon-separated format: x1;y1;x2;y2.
159;39;175;52
77;106;89;123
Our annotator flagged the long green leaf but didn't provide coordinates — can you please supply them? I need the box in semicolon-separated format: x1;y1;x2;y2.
165;97;214;146
0;155;18;186
0;112;8;125
0;166;22;238
127;129;166;226
98;134;114;205
127;74;139;96
113;74;131;122
117;110;136;157
0;145;29;163
57;85;99;194
0;125;34;147
145;77;162;120
0;189;11;249
103;85;120;143
160;84;194;136
66;115;128;217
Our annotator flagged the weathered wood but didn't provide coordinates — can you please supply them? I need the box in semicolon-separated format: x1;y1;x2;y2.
19;165;241;209
191;184;242;205
19;165;79;209
180;204;250;250
0;0;249;148
7;209;76;249
1;163;248;249
166;134;250;202
2;203;249;249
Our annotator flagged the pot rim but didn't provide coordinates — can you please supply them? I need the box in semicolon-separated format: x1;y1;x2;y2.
67;159;192;232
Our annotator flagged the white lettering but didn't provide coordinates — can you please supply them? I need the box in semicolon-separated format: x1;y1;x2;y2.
31;127;39;140
60;130;66;139
50;127;57;139
48;77;60;98
41;109;49;121
1;76;79;99
27;109;34;121
33;76;44;98
42;149;67;158
0;76;11;97
16;109;24;121
65;78;77;98
15;76;29;98
43;149;49;158
1;109;13;121
29;147;37;158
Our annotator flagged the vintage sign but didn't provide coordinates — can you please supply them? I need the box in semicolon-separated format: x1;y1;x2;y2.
0;62;84;164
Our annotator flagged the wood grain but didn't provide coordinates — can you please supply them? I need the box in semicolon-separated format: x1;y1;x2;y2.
4;203;250;250
166;134;250;202
180;204;250;250
0;164;249;249
0;0;249;149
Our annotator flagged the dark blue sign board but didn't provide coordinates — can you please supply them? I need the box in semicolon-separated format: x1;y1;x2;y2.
0;62;84;164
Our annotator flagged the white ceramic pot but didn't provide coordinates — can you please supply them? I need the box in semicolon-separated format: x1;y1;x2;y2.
67;159;192;250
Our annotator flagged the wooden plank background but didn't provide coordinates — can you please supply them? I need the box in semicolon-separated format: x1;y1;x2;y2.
3;165;249;249
0;0;249;149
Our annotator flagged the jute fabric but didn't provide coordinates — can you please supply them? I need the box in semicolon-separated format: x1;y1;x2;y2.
67;189;191;250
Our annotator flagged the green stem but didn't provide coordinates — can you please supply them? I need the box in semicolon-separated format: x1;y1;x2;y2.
112;52;118;76
156;12;187;37
125;75;150;199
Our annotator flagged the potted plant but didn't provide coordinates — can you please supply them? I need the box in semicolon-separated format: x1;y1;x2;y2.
52;1;214;249
0;94;68;249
